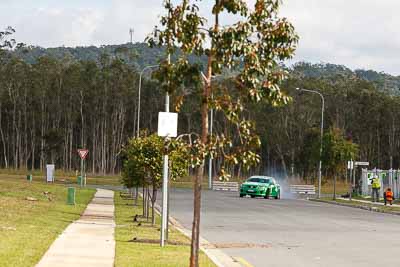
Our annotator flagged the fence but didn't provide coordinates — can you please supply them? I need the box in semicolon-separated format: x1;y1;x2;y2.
212;181;239;192
361;169;400;199
289;185;316;195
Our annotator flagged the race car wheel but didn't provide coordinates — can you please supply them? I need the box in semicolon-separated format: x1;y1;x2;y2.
240;194;244;198
251;195;256;198
275;191;280;199
264;189;270;199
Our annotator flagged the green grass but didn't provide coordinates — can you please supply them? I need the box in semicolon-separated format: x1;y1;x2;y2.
0;168;121;186
318;198;400;214
350;195;400;204
0;176;95;267
320;182;349;195
114;193;216;267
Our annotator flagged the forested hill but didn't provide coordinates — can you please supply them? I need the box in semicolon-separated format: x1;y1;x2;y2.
291;62;400;95
2;41;400;177
11;43;400;94
12;43;207;71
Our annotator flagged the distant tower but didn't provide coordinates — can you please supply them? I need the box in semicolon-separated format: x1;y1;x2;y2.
129;28;134;44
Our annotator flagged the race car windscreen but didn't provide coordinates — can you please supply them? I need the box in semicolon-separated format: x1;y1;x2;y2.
248;178;270;183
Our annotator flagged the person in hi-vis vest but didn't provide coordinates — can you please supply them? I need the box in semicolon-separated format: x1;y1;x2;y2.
384;188;394;206
371;175;381;202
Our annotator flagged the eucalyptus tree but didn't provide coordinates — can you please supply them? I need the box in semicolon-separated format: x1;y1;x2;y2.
148;1;298;265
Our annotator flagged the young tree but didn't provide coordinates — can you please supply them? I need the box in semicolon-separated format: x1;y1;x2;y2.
321;128;359;198
121;134;188;225
148;1;298;265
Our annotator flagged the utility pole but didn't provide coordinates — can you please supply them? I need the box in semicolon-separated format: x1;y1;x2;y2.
349;160;353;201
136;65;159;137
129;28;134;44
160;54;171;247
296;88;325;198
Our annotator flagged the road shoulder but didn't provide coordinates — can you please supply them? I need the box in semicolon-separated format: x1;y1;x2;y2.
310;198;400;216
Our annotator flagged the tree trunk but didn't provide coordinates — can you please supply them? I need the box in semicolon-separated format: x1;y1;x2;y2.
333;174;337;200
142;186;146;217
151;186;157;225
135;185;139;206
190;27;213;267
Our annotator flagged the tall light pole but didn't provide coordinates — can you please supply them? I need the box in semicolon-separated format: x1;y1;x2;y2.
296;88;325;198
160;55;171;247
129;28;134;44
137;65;159;137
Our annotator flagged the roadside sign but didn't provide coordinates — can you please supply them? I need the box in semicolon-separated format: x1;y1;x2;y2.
157;112;178;137
355;161;369;166
347;161;354;170
77;149;88;187
78;149;89;160
46;164;55;182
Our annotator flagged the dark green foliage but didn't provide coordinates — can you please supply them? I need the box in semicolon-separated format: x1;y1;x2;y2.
1;28;400;181
121;134;188;189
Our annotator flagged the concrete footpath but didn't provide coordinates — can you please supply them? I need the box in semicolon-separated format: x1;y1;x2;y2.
36;189;115;267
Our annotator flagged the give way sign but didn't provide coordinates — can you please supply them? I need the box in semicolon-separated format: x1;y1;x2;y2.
78;149;89;160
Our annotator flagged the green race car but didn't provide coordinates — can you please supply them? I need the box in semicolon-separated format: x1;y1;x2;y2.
240;176;281;199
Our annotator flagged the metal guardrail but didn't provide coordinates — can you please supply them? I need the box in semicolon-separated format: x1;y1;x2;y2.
213;181;239;192
290;185;316;195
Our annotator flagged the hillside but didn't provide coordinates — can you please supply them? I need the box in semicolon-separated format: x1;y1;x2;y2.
10;43;400;94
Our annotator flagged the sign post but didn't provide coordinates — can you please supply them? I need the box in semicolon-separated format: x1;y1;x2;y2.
347;160;354;200
347;161;369;200
46;164;55;183
355;161;369;167
78;149;89;187
157;111;178;247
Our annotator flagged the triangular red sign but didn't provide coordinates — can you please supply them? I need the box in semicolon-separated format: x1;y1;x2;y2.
78;149;89;160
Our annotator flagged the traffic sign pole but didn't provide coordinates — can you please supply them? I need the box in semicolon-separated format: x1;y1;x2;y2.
77;149;89;187
81;157;84;187
348;160;353;201
160;94;170;247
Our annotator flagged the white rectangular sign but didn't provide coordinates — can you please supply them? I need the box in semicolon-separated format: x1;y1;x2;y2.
46;164;55;182
355;161;369;166
347;161;354;170
157;112;178;137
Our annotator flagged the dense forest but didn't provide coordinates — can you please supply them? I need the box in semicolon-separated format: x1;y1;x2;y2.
1;42;400;180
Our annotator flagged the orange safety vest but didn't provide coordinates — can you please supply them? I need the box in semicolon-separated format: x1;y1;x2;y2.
385;191;393;201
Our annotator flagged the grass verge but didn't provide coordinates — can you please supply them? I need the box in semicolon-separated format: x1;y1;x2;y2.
313;198;400;215
351;195;400;205
0;169;121;186
0;177;95;267
320;182;349;195
114;193;216;267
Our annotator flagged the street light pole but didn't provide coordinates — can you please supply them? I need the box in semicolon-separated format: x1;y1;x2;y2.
160;55;171;247
296;88;325;198
137;65;159;137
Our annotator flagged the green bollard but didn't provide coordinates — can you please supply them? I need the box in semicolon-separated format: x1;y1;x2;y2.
27;174;32;182
77;176;82;186
67;187;76;205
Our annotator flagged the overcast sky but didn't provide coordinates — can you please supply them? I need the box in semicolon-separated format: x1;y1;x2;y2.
1;0;399;75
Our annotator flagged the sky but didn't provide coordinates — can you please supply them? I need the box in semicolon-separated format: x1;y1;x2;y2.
1;0;400;75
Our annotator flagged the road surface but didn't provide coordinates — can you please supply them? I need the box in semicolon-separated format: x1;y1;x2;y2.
165;188;400;267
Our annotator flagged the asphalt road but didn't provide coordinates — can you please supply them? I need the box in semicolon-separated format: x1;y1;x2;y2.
166;188;400;267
